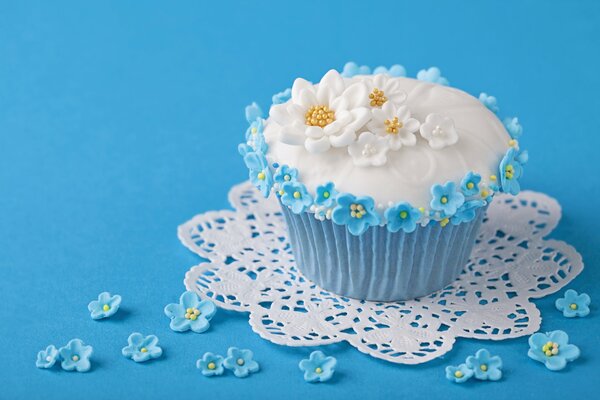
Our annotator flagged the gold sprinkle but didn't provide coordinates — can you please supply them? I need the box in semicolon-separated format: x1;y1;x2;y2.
305;105;335;127
368;88;387;107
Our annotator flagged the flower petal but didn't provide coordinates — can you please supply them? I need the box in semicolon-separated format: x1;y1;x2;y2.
169;317;191;332
305;136;331;153
180;291;200;308
545;356;567;371
549;330;569;346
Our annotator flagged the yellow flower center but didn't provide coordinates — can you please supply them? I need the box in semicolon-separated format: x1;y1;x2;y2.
141;347;148;353
208;362;216;370
350;203;366;219
454;370;463;378
440;218;450;227
542;341;559;357
490;174;498;182
508;139;518;147
293;191;301;199
257;172;266;181
184;307;201;320
251;127;258;135
481;190;489;198
399;211;408;219
323;191;330;199
315;367;323;374
467;182;475;190
103;304;110;312
236;358;245;366
440;196;448;204
384;117;403;134
570;303;578;310
305;105;335;127
369;88;387;107
505;165;514;179
480;364;488;372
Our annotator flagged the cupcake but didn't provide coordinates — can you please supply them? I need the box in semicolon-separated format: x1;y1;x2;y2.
239;62;528;301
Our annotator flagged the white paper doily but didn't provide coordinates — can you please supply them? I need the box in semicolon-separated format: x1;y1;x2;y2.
178;181;583;364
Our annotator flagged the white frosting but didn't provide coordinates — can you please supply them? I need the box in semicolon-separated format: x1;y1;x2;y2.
264;73;510;208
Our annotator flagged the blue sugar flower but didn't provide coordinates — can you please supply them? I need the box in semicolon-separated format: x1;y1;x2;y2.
445;363;473;383
466;349;503;381
499;148;527;195
245;117;264;142
238;143;252;157
36;345;59;369
479;93;499;113
504;117;523;139
281;181;313;214
273;164;298;185
315;182;337;208
244;151;273;197
299;351;337;383
58;339;93;372
272;88;292;105
332;193;380;236
122;333;163;363
451;200;485;225
430;182;465;216
196;352;225;377
245;102;263;124
223;347;260;378
372;64;406;77
88;292;121;320
341;61;371;77
460;172;482;196
528;330;580;371
417;67;449;85
555;289;591;318
164;291;217;333
385;202;421;233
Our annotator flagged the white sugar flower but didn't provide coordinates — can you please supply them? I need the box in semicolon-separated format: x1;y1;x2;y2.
269;70;370;154
419;113;459;150
366;102;419;150
359;74;408;108
347;132;389;167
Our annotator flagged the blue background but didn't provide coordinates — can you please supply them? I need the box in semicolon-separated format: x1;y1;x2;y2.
1;1;599;399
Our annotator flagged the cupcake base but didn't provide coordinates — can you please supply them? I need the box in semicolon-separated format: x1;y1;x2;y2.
281;205;486;301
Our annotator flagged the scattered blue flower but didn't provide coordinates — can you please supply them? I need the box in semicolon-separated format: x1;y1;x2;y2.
465;349;503;381
528;330;580;371
299;351;337;383
238;143;252;157
245;117;264;142
504;117;523;139
122;333;163;363
223;347;260;378
164;291;217;333
430;182;465;216
451;200;485;225
417;67;449;85
555;289;591;318
196;352;225;377
58;339;93;372
385;202;421;233
88;292;121;320
341;61;371;77
36;345;59;369
372;64;406;77
445;363;473;383
244;151;273;197
332;193;380;235
245;102;263;124
281;181;313;214
460;172;482;196
499;148;527;195
479;93;499;113
273;164;298;184
315;182;337;207
272;88;292;105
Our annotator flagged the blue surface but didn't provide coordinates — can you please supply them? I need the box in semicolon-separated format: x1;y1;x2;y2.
1;1;599;398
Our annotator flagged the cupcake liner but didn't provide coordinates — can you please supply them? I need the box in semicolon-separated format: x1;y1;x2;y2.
281;205;486;301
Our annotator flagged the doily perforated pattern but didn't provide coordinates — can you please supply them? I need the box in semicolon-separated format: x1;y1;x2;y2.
178;182;583;364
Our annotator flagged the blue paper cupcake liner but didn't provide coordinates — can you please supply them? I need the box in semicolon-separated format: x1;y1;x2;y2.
281;205;486;301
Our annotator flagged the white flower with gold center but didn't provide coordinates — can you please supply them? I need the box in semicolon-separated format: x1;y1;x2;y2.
347;132;390;167
367;101;419;150
269;70;370;154
419;113;459;150
359;73;408;108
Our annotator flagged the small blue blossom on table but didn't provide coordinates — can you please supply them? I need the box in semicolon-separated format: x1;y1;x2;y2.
272;88;291;105
417;67;449;85
445;363;473;383
385;202;421;233
299;351;337;383
332;193;380;236
281;181;313;214
479;93;499;113
196;352;225;377
528;330;580;371
504;117;523;139
499;148;527;195
430;182;465;216
466;349;503;381
244;151;273;197
88;292;121;320
372;64;406;77
36;345;59;369
273;164;298;185
58;339;93;372
555;289;591;318
451;200;485;225
341;61;371;77
315;182;337;208
164;291;217;333
223;347;260;378
122;333;163;363
460;172;481;196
